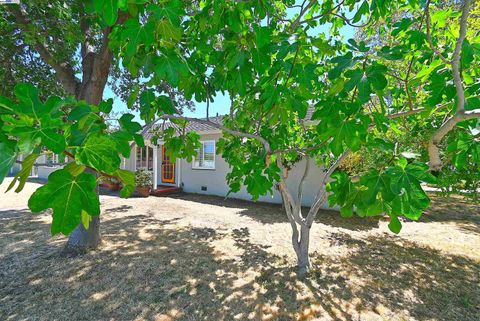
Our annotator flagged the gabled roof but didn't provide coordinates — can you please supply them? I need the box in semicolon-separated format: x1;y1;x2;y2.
142;115;224;140
142;107;315;140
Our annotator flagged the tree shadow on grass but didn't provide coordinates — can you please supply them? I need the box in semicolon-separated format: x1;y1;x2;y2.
166;192;380;231
0;208;479;321
307;231;480;321
421;194;480;235
104;205;133;214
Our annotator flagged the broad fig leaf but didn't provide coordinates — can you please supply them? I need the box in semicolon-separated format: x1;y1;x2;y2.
119;114;142;134
10;126;66;154
94;0;118;26
156;18;182;41
115;169;135;198
28;169;100;235
99;98;114;114
76;134;121;174
14;83;44;116
111;131;132;158
156;95;177;115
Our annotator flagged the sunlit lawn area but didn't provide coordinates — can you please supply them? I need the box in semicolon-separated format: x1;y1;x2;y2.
1;178;479;321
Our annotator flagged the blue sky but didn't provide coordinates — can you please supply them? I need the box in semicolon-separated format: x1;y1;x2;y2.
107;4;356;125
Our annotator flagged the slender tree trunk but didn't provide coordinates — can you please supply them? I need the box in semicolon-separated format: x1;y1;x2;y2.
296;224;311;277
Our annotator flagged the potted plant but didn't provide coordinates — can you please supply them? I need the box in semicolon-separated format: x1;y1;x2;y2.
135;169;153;197
99;175;121;191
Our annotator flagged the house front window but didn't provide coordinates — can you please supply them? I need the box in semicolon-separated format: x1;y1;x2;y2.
193;140;215;169
136;146;154;170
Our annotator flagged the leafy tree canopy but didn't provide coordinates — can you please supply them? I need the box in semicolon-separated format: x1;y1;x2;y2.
0;0;478;257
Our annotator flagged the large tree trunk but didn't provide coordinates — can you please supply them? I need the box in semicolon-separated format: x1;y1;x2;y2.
63;164;102;255
62;216;101;256
63;81;107;255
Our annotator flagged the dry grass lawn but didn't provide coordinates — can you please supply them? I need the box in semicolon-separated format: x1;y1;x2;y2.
0;178;479;321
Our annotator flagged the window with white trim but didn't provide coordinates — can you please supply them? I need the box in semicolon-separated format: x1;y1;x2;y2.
136;146;154;170
193;140;215;169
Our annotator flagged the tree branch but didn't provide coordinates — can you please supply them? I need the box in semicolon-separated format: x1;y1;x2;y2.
451;0;470;113
387;108;426;119
428;0;474;170
332;13;371;28
425;1;452;65
290;0;316;30
296;0;346;26
7;5;80;96
428;108;479;170
160;114;271;154
297;157;310;212
277;154;306;226
306;149;351;226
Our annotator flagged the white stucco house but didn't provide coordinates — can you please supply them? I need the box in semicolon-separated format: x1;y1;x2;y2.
10;114;328;207
122;115;328;207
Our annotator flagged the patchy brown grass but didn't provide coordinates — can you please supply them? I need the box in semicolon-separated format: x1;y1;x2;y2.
0;178;479;321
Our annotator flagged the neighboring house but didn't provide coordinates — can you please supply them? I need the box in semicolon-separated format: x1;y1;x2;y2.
123;115;329;207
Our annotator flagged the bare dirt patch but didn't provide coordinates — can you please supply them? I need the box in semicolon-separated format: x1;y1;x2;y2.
0;178;479;321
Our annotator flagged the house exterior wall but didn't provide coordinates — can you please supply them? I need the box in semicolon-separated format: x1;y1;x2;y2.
124;132;328;208
179;133;327;207
122;146;137;171
38;166;63;180
9;161;21;175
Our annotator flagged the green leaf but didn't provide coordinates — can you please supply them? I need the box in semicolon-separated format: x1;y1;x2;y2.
245;171;272;200
7;153;38;193
311;37;335;55
28;169;100;235
39;129;66;154
95;0;119;26
68;102;92;121
139;89;156;121
111;131;132;157
340;207;354;218
0;136;17;184
385;163;431;220
156;95;177;115
328;52;354;79
352;1;370;23
119;114;142;134
328;78;345;96
254;26;272;48
81;210;92;230
99;99;114;113
14;83;43;116
10;124;66;154
121;18;155;65
388;214;402;234
154;52;189;86
148;0;184;24
366;64;388;91
156;19;182;41
76;134;121;174
115;169;135;198
0;96;15;115
64;162;86;177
